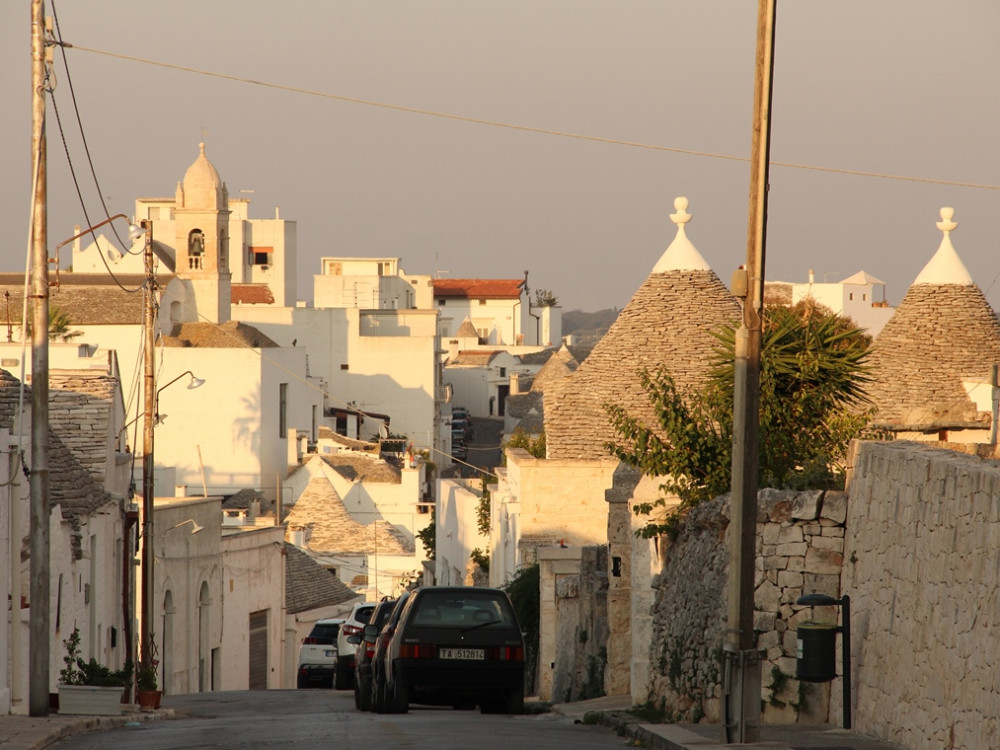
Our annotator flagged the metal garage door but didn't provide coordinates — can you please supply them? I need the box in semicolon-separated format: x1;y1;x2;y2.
249;610;268;690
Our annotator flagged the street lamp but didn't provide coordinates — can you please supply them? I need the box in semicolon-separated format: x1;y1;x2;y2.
49;213;143;287
140;362;204;666
170;519;205;535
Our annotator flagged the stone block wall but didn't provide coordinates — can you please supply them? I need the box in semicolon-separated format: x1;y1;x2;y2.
647;488;845;723
842;440;1000;750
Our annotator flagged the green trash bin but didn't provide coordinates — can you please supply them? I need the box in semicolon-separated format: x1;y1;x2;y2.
796;621;837;683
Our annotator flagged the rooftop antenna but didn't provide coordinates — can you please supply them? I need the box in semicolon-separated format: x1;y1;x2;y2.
434;252;449;279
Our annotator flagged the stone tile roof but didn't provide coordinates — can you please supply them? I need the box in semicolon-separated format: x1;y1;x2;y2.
48;371;120;487
505;391;545;434
0;370;119;559
455;317;479;338
0;273;170;325
317;428;381;454
530;344;579;393
284;475;412;555
434;279;525;299
867;283;1000;430
320;453;401;484
164;320;278;348
0;369;24;428
284;542;359;614
867;209;1000;431
448;350;501;367
232;284;275;305
546;198;740;460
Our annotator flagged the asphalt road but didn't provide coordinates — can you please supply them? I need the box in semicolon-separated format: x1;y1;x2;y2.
54;689;633;750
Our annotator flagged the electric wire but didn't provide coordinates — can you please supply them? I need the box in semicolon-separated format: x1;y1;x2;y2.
62;43;1000;193
50;1;136;255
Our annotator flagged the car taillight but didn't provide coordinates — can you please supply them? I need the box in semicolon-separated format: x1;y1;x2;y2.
342;624;363;637
486;646;524;661
399;643;438;659
365;644;376;659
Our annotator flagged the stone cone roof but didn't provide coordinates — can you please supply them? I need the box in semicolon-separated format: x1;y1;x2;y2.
546;197;740;459
530;344;579;393
455;317;479;338
284;475;412;555
284;543;359;614
868;208;1000;431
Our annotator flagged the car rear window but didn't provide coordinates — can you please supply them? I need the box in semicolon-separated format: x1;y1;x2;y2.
310;623;340;642
357;605;376;624
410;593;516;629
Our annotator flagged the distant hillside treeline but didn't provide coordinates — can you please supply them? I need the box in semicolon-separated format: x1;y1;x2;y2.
562;308;620;345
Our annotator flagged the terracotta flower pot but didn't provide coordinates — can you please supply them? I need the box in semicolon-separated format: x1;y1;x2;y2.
136;689;162;710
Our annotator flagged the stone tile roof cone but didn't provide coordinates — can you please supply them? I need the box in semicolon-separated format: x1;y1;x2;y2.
545;196;740;460
867;206;1000;432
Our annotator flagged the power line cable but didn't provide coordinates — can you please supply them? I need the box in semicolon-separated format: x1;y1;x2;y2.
62;43;1000;193
50;1;135;254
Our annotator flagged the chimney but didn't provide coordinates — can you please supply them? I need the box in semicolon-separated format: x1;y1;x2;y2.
509;372;521;395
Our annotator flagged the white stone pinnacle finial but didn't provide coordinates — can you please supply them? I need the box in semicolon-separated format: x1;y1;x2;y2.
199;142;206;156
652;195;711;273
670;196;691;227
936;206;957;235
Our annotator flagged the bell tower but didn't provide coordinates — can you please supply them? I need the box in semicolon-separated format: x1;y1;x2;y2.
173;143;232;323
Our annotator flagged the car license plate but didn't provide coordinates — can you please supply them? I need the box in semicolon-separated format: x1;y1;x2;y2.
440;648;484;660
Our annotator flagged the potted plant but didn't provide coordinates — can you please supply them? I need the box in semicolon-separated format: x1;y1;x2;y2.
135;641;162;710
58;627;132;715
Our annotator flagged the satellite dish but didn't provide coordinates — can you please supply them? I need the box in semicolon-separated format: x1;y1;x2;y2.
378;424;389;439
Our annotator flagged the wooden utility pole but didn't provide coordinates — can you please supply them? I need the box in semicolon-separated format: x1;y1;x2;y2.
29;0;51;717
140;221;156;665
725;0;776;743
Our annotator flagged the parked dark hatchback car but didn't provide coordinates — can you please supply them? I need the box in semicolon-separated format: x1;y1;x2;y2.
350;598;397;710
371;591;411;713
379;586;525;714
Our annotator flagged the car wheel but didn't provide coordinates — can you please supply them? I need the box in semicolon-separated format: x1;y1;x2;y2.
357;675;371;711
391;680;409;714
334;661;351;690
373;674;387;714
507;688;524;715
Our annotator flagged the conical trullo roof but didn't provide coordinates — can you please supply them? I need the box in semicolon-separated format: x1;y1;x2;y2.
867;207;1000;431
546;197;740;459
455;317;479;339
530;343;579;393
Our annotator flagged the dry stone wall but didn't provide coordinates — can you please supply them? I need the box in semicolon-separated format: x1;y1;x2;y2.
842;440;1000;750
647;488;845;723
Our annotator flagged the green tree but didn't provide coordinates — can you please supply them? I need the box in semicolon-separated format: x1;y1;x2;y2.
505;427;546;460
532;289;558;307
606;303;875;537
416;507;436;559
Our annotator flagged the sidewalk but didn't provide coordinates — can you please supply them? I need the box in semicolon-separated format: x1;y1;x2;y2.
0;706;172;750
548;695;910;750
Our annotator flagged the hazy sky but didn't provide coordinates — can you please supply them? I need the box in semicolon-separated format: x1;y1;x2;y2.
2;1;998;313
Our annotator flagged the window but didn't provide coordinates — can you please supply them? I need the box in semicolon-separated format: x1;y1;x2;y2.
862;293;868;301
848;293;854;300
438;299;446;306
377;261;390;276
499;367;506;377
479;299;487;305
250;246;273;265
340;363;349;371
279;383;288;438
